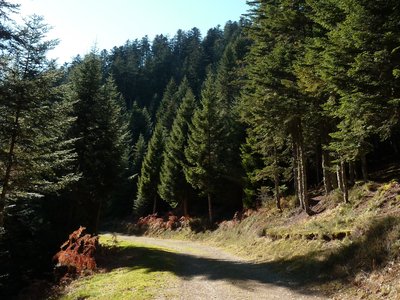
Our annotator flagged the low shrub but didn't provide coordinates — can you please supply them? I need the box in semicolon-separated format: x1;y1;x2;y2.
53;226;98;281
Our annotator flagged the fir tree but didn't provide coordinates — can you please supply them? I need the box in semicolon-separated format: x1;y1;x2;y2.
132;134;147;176
156;79;178;129
184;73;228;223
0;0;18;51
216;42;245;189
158;88;197;215
0;16;78;295
129;101;152;145
69;53;130;233
134;123;165;216
305;0;400;201
0;16;78;227
242;0;314;214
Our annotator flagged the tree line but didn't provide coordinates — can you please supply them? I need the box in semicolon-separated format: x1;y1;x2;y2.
1;0;400;296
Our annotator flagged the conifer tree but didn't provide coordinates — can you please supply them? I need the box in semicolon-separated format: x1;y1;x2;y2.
0;0;18;50
216;43;245;187
242;0;314;214
305;0;400;201
69;53;130;232
134;123;165;216
132;134;147;177
183;28;206;96
156;79;178;129
0;16;78;227
129;101;152;144
292;0;341;196
0;16;78;294
184;73;228;223
158;88;196;215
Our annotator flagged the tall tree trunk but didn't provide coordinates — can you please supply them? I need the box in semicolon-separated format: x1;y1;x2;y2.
336;164;342;193
337;160;349;203
273;145;281;211
274;172;281;211
292;141;300;208
341;160;349;203
299;138;311;215
322;150;333;195
293;141;304;209
152;195;157;215
183;196;188;217
207;193;213;224
361;153;368;182
390;139;399;155
292;118;310;214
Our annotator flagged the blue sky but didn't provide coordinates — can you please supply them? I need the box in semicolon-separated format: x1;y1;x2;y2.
16;0;248;64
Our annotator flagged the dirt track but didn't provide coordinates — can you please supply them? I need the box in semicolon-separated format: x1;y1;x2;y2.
113;234;328;300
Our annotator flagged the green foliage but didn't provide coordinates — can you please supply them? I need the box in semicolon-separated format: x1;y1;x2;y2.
69;52;130;231
0;15;79;297
0;1;19;51
0;16;78;208
155;79;178;129
184;72;229;222
132;134;147;177
302;0;400;164
241;0;315;212
129;101;152;145
184;72;228;193
158;88;197;210
134;123;166;216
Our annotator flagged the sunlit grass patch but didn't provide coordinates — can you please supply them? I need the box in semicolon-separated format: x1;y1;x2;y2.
57;236;179;300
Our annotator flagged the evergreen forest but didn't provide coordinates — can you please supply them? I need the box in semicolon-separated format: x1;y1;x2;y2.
1;0;400;297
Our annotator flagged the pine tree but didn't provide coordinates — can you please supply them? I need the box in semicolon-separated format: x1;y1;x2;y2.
158;88;197;215
132;134;147;176
69;53;130;233
129;101;152;144
0;16;78;227
0;1;18;50
184;73;228;223
216;42;245;187
0;16;78;295
156;79;178;129
183;27;206;96
148;34;174;107
304;0;400;201
134;123;166;216
242;0;314;214
202;26;224;69
245;125;291;210
293;0;342;196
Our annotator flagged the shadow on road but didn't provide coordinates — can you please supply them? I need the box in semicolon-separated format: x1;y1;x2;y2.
99;215;400;298
98;239;331;298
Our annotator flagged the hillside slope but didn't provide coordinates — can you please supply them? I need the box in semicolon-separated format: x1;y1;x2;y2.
123;181;400;299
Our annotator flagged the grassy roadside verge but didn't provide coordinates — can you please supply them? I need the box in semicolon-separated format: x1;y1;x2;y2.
118;181;400;299
55;236;179;300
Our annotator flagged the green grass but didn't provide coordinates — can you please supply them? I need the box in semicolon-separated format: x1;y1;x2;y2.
102;181;400;298
57;236;179;300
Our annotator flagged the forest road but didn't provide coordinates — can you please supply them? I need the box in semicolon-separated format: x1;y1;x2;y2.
111;234;328;300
